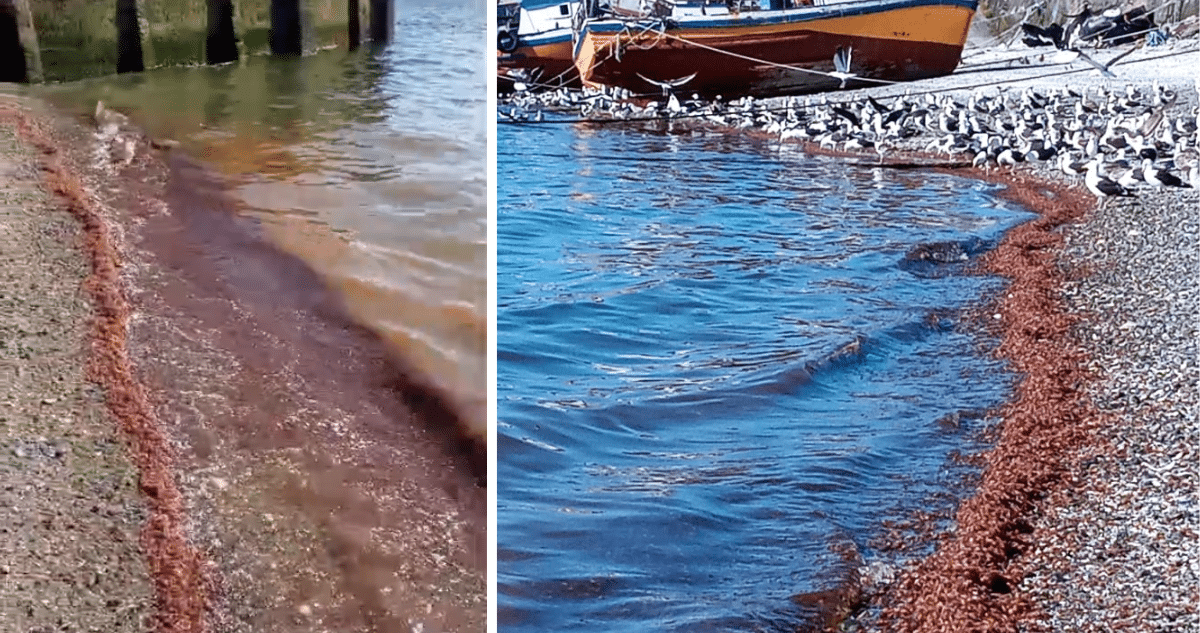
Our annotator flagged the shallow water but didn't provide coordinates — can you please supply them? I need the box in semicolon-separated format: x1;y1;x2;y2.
37;0;487;434
497;121;1032;631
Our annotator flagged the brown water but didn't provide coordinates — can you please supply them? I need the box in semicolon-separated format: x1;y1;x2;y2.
37;2;487;438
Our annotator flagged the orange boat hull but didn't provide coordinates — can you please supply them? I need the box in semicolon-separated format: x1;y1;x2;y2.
574;1;976;96
499;38;579;90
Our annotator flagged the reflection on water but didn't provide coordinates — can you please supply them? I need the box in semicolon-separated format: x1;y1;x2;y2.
38;0;486;435
498;123;1032;631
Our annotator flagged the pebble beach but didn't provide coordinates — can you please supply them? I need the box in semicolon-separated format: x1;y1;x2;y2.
892;38;1198;633
811;35;1200;633
1017;140;1199;633
821;35;1200;633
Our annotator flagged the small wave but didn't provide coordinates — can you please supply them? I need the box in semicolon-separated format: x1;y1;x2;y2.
646;334;871;404
561;309;966;429
898;236;994;278
498;122;1027;633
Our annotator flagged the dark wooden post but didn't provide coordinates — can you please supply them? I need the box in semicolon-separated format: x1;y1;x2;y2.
6;0;41;82
270;0;304;55
368;0;391;42
206;0;239;64
0;0;27;82
347;0;360;50
115;0;145;73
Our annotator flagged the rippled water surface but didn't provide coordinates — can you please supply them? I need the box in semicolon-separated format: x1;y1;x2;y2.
39;0;486;431
498;121;1032;631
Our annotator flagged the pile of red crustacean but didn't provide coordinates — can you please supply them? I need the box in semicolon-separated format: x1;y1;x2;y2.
879;171;1101;633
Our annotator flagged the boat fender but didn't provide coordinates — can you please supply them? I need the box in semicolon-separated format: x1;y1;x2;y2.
498;29;519;53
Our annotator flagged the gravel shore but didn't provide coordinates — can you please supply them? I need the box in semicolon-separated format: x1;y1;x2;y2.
842;37;1200;633
1;95;154;632
1014;136;1200;632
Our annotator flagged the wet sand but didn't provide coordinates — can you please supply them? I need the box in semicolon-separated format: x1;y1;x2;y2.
0;91;485;632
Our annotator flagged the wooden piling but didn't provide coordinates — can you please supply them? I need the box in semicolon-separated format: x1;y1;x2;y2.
206;0;239;63
115;0;146;73
134;0;157;70
270;0;304;55
347;0;360;50
368;0;390;43
16;0;363;81
5;0;41;82
0;0;28;82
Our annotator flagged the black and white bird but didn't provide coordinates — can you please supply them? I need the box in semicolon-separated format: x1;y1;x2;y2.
636;72;698;97
996;145;1024;168
1084;159;1136;206
830;46;856;89
1141;158;1189;188
1189;160;1200;190
1117;165;1144;189
1021;22;1068;48
1059;153;1088;177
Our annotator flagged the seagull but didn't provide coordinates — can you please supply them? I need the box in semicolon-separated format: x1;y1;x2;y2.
1117;166;1143;189
93;100;128;136
996;146;1023;168
972;148;990;168
1021;22;1067;48
874;136;892;164
504;67;543;93
1141;159;1188;188
831;104;860;128
1024;142;1057;162
636;72;698;97
665;93;684;116
831;46;856;89
866;95;889;115
1084;159;1136;207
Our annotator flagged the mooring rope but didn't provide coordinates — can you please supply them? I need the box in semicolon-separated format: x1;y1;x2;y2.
647;25;906;86
497;44;1199;126
505;0;1185;90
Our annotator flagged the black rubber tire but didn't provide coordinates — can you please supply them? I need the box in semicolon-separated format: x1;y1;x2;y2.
498;29;519;53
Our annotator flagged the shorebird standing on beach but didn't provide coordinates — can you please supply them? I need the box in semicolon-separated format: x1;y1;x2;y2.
1141;158;1189;188
874;136;892;164
1084;159;1136;208
1058;153;1088;177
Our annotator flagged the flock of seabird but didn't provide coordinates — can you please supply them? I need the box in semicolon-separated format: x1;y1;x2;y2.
500;76;1200;203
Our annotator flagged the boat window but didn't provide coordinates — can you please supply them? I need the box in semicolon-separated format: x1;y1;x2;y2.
560;4;570;14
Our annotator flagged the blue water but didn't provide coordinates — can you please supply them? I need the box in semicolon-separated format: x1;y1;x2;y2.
497;122;1033;631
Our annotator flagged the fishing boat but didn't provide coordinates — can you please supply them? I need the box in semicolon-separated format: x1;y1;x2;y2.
572;0;979;97
498;0;581;90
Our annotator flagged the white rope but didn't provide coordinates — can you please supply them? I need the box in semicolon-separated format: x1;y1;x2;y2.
597;15;906;86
